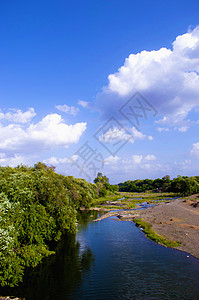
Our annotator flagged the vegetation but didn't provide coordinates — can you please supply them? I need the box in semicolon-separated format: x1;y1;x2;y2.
119;175;199;196
94;172;118;197
1;165;198;287
133;219;181;248
0;163;98;287
93;192;178;211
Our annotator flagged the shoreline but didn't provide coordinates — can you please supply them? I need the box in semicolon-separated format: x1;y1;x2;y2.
93;196;199;259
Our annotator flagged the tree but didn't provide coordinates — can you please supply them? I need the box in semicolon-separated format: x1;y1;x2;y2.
0;164;98;287
94;172;109;184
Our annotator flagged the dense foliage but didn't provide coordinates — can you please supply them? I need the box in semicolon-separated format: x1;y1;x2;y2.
94;172;119;196
119;175;199;196
0;163;97;287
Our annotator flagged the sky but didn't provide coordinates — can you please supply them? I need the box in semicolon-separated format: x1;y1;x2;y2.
1;0;199;183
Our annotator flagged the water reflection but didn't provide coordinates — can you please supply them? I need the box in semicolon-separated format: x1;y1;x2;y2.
1;210;199;300
0;212;96;300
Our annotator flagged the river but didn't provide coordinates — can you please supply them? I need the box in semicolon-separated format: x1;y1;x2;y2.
1;210;199;299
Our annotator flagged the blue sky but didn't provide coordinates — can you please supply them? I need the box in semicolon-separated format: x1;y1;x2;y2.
1;0;199;183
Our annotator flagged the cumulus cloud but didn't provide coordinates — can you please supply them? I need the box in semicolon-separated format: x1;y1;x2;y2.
104;155;120;165
132;155;143;164
99;126;153;145
0;153;29;167
131;154;156;164
56;104;79;116
99;127;133;144
132;127;153;140
103;153;165;181
43;155;78;166
145;154;156;161
156;115;191;131
104;154;156;167
0;108;36;124
97;26;199;129
0;113;87;153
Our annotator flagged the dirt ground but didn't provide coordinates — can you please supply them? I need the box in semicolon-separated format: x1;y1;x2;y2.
137;196;199;258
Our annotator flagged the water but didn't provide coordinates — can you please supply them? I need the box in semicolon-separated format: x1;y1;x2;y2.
1;210;199;299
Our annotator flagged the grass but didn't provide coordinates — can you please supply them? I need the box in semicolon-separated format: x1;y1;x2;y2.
93;194;122;205
95;205;123;210
133;218;181;248
93;192;180;211
121;192;179;199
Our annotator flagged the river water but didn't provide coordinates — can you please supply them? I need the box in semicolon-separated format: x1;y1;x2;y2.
1;210;199;299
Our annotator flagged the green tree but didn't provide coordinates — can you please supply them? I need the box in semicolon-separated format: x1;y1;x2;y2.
94;172;109;184
0;163;97;287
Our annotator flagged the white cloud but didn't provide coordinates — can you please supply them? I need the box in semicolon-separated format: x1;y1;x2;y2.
99;127;133;144
157;127;170;132
0;108;36;124
102;153;167;182
0;113;87;153
191;142;199;156
145;154;156;161
174;159;192;170
97;26;199;129
156;115;191;131
0;154;29;167
55;104;79;116
132;127;153;140
176;126;189;132
104;155;120;165
132;155;143;164
99;126;153;145
78;100;89;108
43;156;69;165
43;154;78;166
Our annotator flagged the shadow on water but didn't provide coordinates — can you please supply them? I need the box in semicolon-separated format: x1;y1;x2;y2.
0;211;97;300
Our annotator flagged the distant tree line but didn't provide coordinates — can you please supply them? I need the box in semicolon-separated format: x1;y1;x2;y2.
119;175;199;196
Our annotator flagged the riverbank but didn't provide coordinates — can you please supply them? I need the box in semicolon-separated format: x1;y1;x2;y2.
137;195;199;258
94;195;199;258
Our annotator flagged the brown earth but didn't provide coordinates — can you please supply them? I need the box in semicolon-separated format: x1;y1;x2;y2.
133;196;199;258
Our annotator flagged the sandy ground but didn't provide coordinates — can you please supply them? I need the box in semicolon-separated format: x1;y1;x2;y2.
94;196;199;258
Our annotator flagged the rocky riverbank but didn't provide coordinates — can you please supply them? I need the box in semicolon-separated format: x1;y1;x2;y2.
94;195;199;258
137;196;199;258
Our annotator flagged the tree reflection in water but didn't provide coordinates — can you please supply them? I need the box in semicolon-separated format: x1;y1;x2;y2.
0;211;96;300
